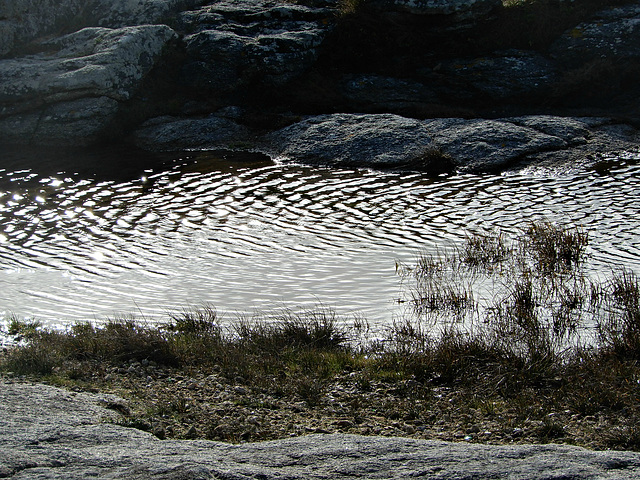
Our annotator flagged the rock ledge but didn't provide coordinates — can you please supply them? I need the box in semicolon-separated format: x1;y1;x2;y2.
2;380;640;479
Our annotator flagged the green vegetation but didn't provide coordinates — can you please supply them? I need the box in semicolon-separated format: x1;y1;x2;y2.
3;221;640;449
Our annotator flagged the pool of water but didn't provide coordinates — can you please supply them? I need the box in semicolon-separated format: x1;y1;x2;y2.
1;146;639;338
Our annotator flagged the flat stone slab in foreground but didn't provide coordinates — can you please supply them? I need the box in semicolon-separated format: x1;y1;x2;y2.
2;381;640;479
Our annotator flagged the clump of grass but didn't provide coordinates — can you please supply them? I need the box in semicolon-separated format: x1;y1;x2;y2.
461;231;510;271
1;307;361;394
595;270;640;358
396;221;618;375
521;221;588;275
234;308;349;353
7;316;42;341
167;305;221;336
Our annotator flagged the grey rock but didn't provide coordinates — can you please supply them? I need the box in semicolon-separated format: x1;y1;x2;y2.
436;50;558;101
133;115;251;151
265;113;640;173
267;113;437;169
426;116;640;172
180;0;335;91
0;0;84;56
340;74;440;113
518;118;640;169
424;118;567;171
0;25;176;107
0;0;194;56
0;25;175;145
89;0;204;28
550;3;640;68
0;97;120;146
4;380;640;479
506;115;592;145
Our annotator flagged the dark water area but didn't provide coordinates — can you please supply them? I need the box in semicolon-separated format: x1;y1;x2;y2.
1;145;640;340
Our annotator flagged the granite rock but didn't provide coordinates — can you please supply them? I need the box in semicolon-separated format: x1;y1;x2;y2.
3;380;640;480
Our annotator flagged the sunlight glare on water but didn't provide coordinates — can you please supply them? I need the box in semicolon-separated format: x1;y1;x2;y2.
0;148;639;334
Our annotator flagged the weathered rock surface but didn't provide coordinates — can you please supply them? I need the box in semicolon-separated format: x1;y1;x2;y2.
179;0;336;93
0;96;120;145
0;25;176;105
340;74;441;114
435;50;559;102
266;113;437;169
368;0;502;23
265;113;640;173
550;3;640;68
133;114;251;151
0;0;83;56
1;0;639;166
89;0;204;29
0;25;176;145
3;380;640;479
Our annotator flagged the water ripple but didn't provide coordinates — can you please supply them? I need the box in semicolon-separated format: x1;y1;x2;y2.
0;151;639;329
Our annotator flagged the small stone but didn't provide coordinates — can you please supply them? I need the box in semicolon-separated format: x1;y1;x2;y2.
234;386;248;395
334;419;354;429
466;425;481;434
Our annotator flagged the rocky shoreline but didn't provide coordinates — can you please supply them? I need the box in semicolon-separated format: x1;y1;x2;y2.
1;0;640;173
4;378;640;479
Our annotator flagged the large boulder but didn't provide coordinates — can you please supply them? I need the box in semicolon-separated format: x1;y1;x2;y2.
0;97;120;145
0;25;176;145
179;0;336;92
0;25;176;106
89;0;204;28
266;113;640;173
0;0;195;56
266;113;440;170
427;115;640;171
0;0;84;56
550;3;640;68
426;118;565;169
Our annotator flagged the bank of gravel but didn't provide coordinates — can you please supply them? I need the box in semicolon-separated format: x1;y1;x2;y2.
3;350;639;453
5;377;640;480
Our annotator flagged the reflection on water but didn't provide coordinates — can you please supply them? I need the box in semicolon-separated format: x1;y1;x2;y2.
1;146;639;333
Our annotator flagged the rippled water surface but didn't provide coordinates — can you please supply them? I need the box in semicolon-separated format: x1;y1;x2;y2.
1;147;639;334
